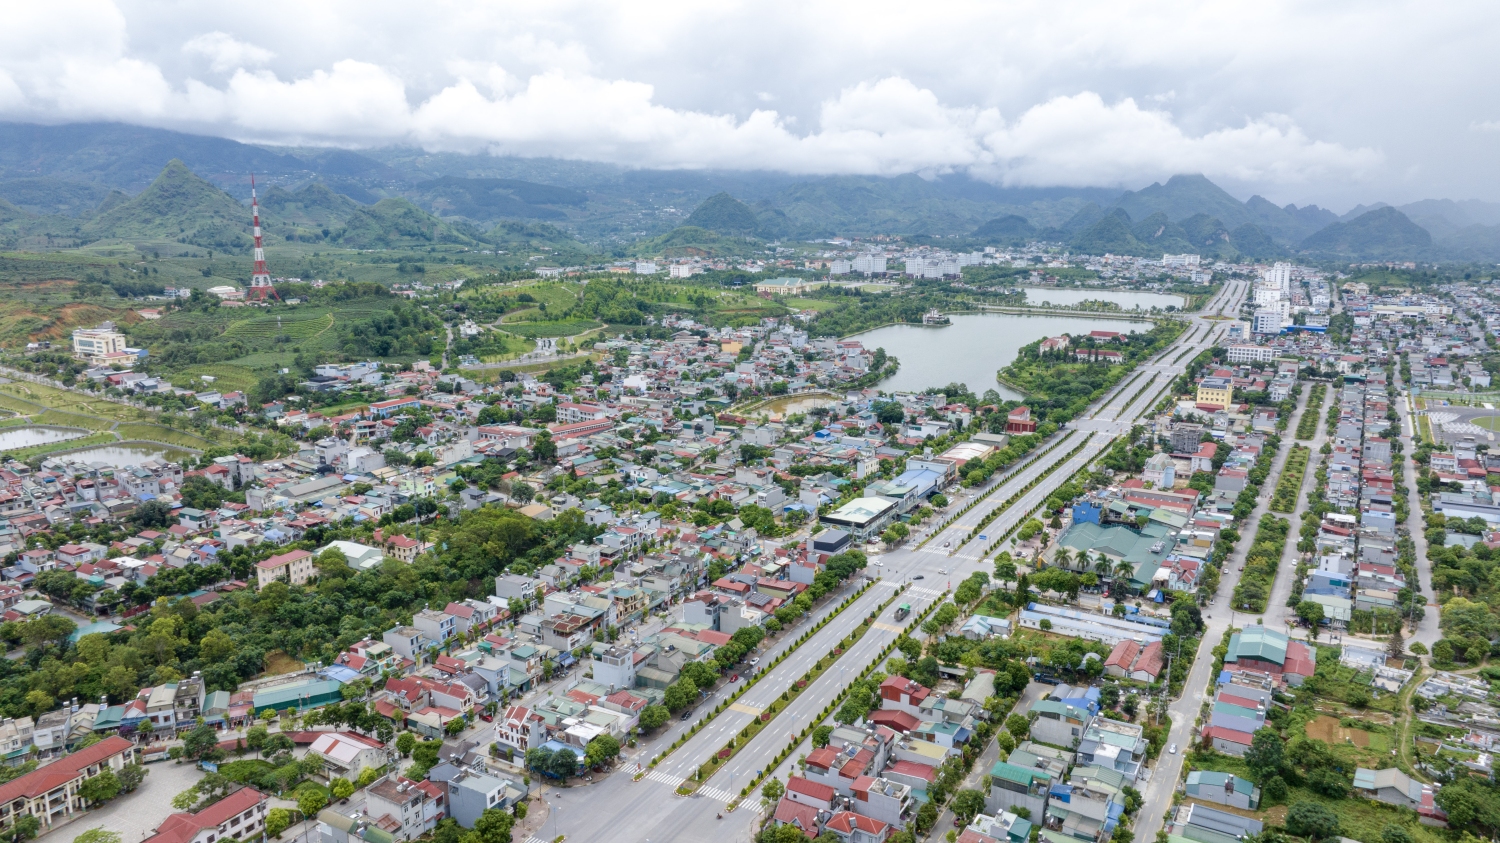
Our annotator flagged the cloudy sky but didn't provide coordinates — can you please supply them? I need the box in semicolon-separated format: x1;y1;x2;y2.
1;0;1495;208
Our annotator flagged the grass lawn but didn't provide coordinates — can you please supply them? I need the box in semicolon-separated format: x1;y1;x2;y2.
1187;750;1445;843
499;319;603;338
176;364;262;394
115;423;221;449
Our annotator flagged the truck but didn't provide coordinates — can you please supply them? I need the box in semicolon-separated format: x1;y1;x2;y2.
894;603;912;621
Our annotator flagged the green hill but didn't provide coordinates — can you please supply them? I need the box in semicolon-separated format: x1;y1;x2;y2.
408;176;586;223
1228;223;1282;259
1071;208;1140;253
1066;206;1272;259
1298;207;1432;258
1108;174;1336;246
973;214;1037;243
684;192;762;236
1115;175;1251;230
633;225;757;257
80;158;252;250
333;197;483;249
0;178;112;217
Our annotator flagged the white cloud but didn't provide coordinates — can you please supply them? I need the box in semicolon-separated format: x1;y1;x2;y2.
0;0;1488;201
182;32;275;74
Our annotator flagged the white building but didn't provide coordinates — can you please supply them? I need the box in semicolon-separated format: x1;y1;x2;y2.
1162;254;1200;267
633;261;658;275
1226;345;1276;363
852;255;888;275
71;323;129;363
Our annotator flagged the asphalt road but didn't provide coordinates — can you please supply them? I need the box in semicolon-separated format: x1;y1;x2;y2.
1133;359;1316;841
530;280;1247;843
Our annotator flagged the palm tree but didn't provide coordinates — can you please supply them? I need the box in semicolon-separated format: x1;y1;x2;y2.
1114;559;1134;584
1052;548;1072;570
1094;555;1112;578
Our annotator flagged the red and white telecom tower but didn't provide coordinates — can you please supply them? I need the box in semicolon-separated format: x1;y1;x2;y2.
246;175;279;302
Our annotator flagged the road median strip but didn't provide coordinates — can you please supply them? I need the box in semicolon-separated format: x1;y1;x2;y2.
674;586;910;795
639;577;882;778
724;590;949;812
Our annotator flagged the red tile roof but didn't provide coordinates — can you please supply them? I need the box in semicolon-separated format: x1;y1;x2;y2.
145;787;266;843
786;775;836;803
0;736;134;803
772;796;819;838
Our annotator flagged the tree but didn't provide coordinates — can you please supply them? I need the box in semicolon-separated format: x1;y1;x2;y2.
466;808;515;843
762;777;785;803
1261;775;1288;804
1284;802;1340;840
331;778;355;800
915;802;939;833
548;748;578;779
1004;714;1030;741
245;724;269;754
663;678;698;712
116;763;147;794
1295;600;1325;629
71;831;121;843
182;722;220;762
397;731;417;756
1388;626;1405;660
812;725;834;748
1307;769;1348;798
639;705;669;732
266;808;291;839
585;734;620;769
263;732;294;758
298;789;329;823
77;769;120;804
1243;727;1284;783
1381;826;1414;843
952;789;987;823
0;815;39;843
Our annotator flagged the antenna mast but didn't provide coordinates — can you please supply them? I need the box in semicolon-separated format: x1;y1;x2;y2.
246;174;280;302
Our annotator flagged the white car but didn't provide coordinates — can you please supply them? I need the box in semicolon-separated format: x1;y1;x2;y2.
1169;744;1178;755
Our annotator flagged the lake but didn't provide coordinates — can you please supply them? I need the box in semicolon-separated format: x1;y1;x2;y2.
58;443;193;468
855;313;1153;398
0;426;88;451
1021;287;1184;310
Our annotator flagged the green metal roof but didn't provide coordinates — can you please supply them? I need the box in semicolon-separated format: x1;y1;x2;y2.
991;760;1049;786
1227;626;1288;665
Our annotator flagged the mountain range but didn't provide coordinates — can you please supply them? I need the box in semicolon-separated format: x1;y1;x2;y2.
3;121;1500;260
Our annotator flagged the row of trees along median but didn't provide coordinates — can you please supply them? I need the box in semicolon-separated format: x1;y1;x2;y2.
1269;445;1310;513
677;586;911;794
1296;383;1327;440
642;556;878;773
725;590;952;812
966;433;1096;547
913;430;1074;549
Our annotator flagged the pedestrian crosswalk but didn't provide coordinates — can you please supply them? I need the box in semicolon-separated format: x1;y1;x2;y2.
697;784;738;802
525;836;547;843
907;586;943;598
644;769;683;787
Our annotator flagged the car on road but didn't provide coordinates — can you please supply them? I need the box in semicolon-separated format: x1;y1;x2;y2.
938;568;946;575
912;575;925;580
1169;744;1178;754
681;711;694;721
749;657;760;665
730;674;740;682
942;541;950;548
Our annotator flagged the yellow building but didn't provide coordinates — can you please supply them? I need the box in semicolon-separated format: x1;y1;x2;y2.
1195;377;1233;409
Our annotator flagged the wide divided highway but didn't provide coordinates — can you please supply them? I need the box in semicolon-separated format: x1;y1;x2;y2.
539;280;1247;843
